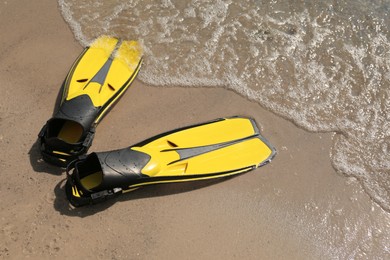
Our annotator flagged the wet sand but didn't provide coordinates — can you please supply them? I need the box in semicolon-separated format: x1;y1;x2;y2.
0;0;389;259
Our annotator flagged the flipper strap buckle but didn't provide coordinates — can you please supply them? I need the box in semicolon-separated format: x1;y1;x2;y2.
82;128;96;149
90;188;122;201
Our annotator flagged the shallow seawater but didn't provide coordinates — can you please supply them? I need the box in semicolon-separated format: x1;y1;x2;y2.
58;0;390;212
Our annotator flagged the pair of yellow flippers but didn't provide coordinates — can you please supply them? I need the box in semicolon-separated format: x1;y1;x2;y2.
38;36;276;207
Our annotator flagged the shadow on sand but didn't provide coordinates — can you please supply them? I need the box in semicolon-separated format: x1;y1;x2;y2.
53;176;238;217
28;140;64;175
28;81;66;175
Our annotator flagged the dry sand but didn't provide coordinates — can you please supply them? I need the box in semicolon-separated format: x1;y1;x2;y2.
0;0;389;259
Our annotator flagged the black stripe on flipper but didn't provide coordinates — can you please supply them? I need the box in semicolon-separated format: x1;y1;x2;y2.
84;40;123;92
134;118;227;147
165;134;259;165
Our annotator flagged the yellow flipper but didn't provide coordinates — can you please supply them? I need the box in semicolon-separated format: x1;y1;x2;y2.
66;117;276;207
39;36;143;167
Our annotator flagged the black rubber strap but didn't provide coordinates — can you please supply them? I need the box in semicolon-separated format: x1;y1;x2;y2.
66;157;122;205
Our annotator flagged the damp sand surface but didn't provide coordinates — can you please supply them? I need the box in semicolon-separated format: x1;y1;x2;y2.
0;0;389;259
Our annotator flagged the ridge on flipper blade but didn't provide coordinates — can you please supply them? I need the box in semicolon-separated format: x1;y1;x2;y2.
38;35;143;167
65;117;276;207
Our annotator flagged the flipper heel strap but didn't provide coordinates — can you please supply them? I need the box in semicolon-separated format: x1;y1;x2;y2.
39;127;96;167
66;157;123;207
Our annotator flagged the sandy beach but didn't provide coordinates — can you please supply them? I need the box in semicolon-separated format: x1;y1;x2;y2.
0;0;389;259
